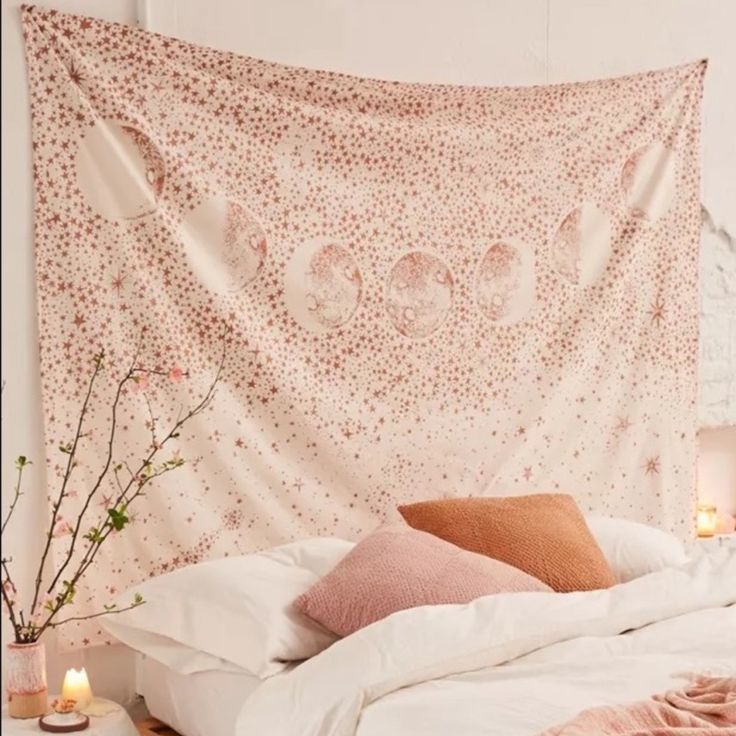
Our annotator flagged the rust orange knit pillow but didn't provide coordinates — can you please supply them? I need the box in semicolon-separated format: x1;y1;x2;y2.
398;494;616;592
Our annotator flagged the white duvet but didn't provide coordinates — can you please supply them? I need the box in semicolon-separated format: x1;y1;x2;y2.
236;550;736;735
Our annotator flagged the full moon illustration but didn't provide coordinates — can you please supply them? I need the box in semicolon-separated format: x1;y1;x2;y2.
385;251;454;338
621;142;677;222
551;202;612;286
476;241;535;324
284;241;363;333
180;197;267;295
76;120;165;220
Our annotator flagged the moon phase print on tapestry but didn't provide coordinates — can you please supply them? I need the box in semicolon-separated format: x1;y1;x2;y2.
22;5;705;648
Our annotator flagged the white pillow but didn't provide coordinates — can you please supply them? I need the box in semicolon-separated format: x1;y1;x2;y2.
102;537;354;677
585;515;689;583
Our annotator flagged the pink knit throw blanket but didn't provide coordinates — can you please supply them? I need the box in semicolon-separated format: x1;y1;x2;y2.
541;676;736;735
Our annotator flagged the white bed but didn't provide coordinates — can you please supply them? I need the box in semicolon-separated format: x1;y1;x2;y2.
135;655;262;736
236;551;736;735
120;545;735;736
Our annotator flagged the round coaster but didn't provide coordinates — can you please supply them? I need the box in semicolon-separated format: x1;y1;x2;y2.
38;712;90;733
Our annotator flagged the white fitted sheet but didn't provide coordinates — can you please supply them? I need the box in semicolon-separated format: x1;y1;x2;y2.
135;654;261;736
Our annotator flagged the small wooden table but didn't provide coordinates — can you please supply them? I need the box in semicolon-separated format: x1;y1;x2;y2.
134;718;181;736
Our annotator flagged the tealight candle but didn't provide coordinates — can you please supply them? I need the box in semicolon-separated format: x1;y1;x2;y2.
696;504;718;538
61;667;93;709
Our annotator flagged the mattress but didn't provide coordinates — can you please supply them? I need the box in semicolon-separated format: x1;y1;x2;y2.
135;654;261;736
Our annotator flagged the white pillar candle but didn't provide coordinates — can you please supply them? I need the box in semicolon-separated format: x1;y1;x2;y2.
61;667;93;709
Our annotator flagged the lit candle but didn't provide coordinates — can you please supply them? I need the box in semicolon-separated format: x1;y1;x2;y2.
61;667;93;709
696;504;718;538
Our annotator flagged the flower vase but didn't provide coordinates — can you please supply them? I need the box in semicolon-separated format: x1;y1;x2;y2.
6;641;48;718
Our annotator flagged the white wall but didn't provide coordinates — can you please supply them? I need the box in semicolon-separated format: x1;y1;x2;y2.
699;427;736;521
2;0;734;708
1;0;144;710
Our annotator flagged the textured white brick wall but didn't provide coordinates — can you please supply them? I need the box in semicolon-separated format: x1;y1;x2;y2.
700;209;736;427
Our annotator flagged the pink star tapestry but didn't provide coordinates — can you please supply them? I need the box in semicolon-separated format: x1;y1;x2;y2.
22;5;704;648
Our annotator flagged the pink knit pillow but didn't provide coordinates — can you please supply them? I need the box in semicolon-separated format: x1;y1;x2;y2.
294;524;551;637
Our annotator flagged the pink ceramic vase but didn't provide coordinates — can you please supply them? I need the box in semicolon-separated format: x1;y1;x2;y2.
6;641;48;718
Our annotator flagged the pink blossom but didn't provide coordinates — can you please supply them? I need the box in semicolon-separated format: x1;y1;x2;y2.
168;366;184;383
52;518;74;538
132;372;150;393
2;579;16;597
2;582;17;617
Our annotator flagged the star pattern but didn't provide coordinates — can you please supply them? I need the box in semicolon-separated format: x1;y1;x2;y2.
649;297;666;326
20;6;703;649
643;456;661;476
615;416;633;432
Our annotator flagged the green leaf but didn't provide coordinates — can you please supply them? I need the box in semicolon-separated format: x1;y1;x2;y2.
133;593;144;605
84;527;102;543
107;507;129;531
162;457;185;471
60;581;76;605
58;442;73;455
103;603;117;611
15;456;31;469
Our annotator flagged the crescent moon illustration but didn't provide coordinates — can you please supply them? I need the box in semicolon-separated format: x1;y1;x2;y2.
284;241;363;333
621;142;677;222
551;202;612;286
76;120;165;220
180;197;267;295
476;241;535;324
